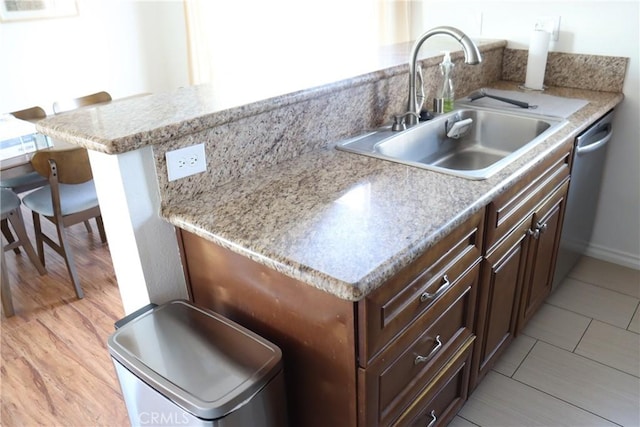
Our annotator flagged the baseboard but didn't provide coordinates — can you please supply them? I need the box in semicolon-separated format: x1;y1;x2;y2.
584;243;640;271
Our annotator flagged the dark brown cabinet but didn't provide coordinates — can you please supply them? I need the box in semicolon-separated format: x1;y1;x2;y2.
471;141;572;389
472;219;529;388
396;337;474;427
358;263;479;426
356;209;483;426
518;185;568;329
181;209;484;427
179;139;575;425
181;232;359;427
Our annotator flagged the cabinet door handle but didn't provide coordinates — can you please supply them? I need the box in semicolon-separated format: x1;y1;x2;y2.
427;410;437;427
527;221;548;240
415;335;443;365
536;221;548;235
420;275;451;302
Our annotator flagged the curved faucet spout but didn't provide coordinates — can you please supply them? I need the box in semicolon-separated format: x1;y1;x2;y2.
407;26;482;126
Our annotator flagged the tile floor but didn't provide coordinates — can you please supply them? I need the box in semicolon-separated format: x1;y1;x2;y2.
454;256;640;427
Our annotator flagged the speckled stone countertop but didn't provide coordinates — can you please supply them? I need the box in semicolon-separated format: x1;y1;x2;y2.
167;82;623;301
34;39;506;155
34;40;626;302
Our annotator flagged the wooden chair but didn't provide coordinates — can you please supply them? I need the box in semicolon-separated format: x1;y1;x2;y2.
22;147;106;299
10;106;46;122
53;91;112;114
52;91;111;235
1;189;47;317
1;106;50;250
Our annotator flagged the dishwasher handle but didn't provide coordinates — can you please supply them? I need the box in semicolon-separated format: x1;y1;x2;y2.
576;124;613;156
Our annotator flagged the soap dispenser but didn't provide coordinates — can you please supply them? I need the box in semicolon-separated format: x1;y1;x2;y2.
439;51;455;113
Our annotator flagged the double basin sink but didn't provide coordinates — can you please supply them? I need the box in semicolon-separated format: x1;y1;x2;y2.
336;106;568;180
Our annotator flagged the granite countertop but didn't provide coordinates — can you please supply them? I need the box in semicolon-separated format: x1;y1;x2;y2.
32;38;625;302
165;82;623;301
34;39;507;155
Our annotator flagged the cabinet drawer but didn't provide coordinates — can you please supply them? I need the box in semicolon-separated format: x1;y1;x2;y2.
485;141;571;251
357;263;478;427
358;210;484;364
394;336;474;427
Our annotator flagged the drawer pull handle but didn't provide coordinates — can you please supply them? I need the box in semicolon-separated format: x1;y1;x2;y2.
415;335;442;365
427;410;437;427
420;275;451;302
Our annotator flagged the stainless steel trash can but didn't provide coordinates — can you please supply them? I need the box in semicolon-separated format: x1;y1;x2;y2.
108;300;287;427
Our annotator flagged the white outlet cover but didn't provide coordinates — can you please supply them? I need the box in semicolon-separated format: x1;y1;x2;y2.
166;143;207;181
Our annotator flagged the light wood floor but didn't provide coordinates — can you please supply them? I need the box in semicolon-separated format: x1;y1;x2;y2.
2;204;639;426
1;206;129;426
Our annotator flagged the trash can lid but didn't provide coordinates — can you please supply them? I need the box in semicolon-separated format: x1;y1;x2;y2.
108;300;282;420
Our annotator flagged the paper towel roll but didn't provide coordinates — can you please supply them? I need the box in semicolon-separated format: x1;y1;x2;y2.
524;30;550;90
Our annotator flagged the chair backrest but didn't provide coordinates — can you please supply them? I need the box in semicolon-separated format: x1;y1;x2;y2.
0;188;21;218
10;106;47;122
52;91;112;114
31;147;93;185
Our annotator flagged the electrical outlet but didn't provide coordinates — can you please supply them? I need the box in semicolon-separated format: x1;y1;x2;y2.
534;16;561;41
166;143;207;181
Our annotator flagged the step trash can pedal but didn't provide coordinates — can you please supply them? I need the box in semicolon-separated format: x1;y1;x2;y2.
108;300;287;427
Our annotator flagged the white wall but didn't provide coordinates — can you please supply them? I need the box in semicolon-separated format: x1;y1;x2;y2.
0;0;189;114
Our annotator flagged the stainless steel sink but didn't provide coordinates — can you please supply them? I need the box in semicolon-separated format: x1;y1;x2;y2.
336;107;568;180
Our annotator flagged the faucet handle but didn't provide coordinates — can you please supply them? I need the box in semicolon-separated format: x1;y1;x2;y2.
392;115;407;131
392;112;421;131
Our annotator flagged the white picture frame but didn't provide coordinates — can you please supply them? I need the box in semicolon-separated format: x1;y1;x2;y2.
0;0;77;22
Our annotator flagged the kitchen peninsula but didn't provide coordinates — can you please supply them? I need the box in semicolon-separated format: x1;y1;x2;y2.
36;39;626;426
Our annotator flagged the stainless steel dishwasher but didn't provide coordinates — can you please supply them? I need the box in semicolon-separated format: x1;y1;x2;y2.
552;110;615;289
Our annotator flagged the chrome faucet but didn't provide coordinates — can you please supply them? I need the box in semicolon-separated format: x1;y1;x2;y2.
405;26;482;127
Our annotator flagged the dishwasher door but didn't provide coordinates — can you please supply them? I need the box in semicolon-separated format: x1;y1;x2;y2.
552;110;615;290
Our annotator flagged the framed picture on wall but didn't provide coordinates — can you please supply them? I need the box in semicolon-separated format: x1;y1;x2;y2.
0;0;77;22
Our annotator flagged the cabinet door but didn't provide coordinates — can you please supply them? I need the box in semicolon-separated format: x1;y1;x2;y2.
518;182;569;330
471;221;530;389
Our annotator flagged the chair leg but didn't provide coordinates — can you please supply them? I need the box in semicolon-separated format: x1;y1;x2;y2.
32;212;45;267
83;220;92;233
55;225;84;299
96;216;107;243
1;246;15;317
7;209;46;276
1;219;20;254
